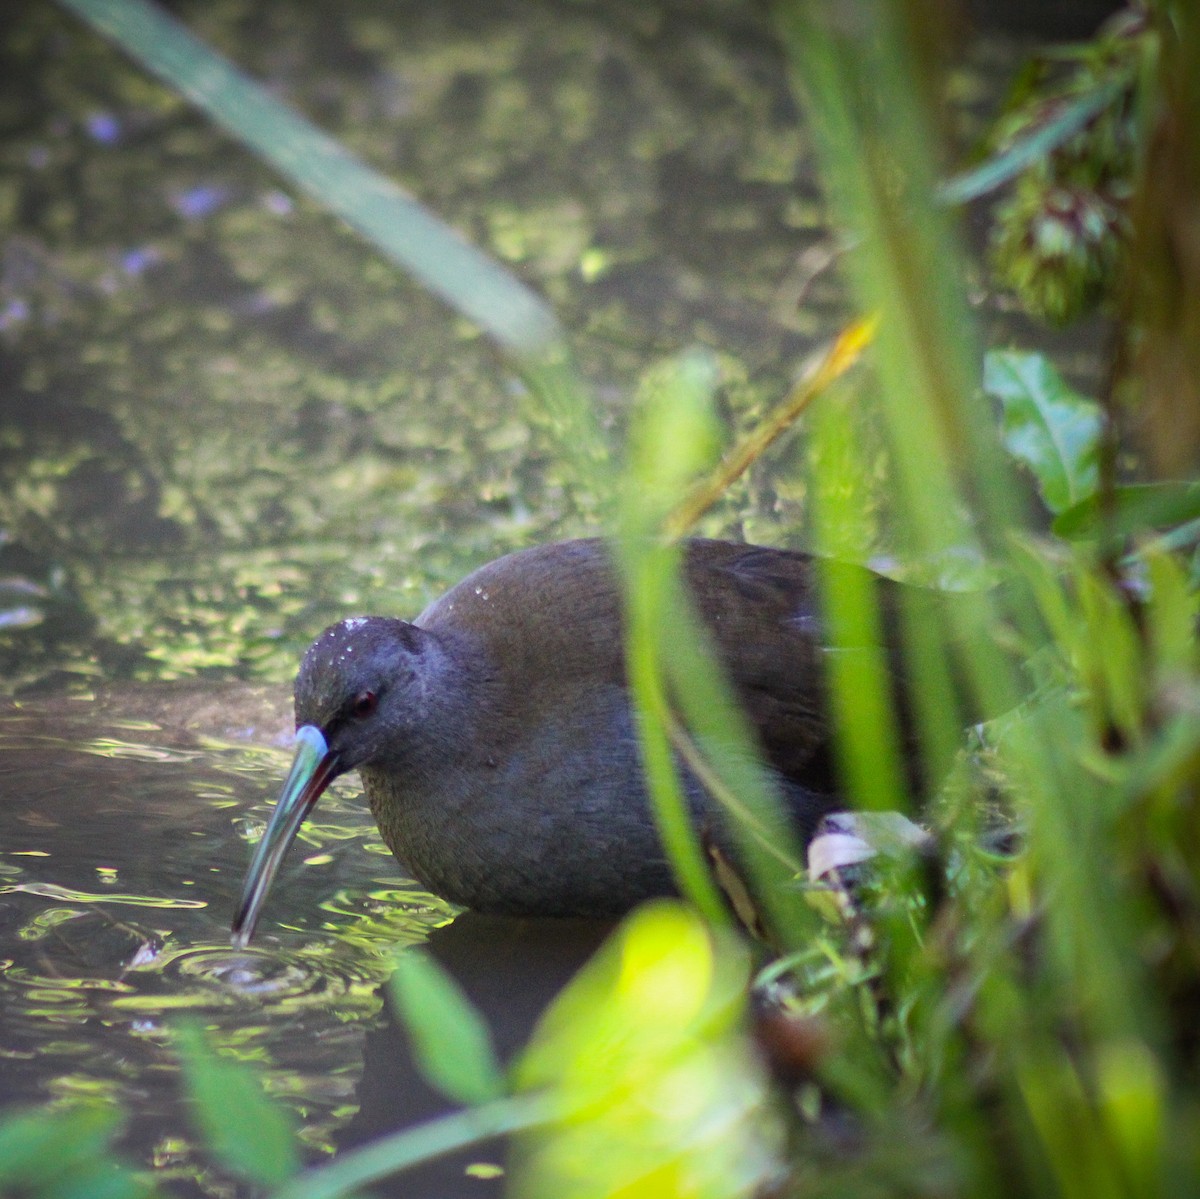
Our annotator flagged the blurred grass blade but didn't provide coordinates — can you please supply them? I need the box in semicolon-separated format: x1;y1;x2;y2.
389;949;506;1106
938;78;1126;206
663;707;802;874
657;584;809;939
1016;1042;1125;1199
55;0;561;360
1095;1039;1167;1198
620;551;730;926
617;350;730;926
617;350;813;945
1053;481;1200;540
271;1094;552;1199
55;0;609;500
807;389;910;813
771;0;1161;1183
174;1019;299;1186
774;0;1006;547
773;0;1026;783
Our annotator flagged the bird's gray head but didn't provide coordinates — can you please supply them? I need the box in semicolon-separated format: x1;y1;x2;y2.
295;616;431;773
231;616;437;948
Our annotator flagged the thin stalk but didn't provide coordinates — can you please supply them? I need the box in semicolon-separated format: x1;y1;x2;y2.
270;1093;552;1199
664;316;877;538
619;541;731;926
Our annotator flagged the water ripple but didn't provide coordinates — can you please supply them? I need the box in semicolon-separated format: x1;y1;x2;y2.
0;881;208;909
112;942;383;1013
83;737;203;764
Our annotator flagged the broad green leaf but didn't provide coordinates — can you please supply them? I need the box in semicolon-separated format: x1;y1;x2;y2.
1053;481;1200;540
174;1020;299;1186
985;350;1103;514
388;950;505;1106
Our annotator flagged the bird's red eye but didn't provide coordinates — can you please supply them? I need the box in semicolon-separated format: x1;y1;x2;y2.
352;690;378;718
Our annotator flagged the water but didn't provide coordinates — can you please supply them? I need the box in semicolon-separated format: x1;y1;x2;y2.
0;687;455;1188
0;686;618;1197
0;0;1096;1194
3;0;882;701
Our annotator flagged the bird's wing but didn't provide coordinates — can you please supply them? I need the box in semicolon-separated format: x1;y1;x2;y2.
683;540;914;790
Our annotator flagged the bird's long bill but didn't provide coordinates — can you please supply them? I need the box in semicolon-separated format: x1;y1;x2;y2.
231;724;339;948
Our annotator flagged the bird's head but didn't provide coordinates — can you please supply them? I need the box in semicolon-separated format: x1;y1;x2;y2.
231;617;430;947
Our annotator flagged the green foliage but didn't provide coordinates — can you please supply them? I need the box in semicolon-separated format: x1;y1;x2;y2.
388;949;506;1106
174;1019;300;1186
991;174;1129;324
973;9;1145;323
984;349;1104;514
766;2;1200;1197
1053;481;1200;545
0;1103;157;1199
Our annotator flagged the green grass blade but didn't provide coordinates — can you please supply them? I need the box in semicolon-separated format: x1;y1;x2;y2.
269;1094;551;1199
938;79;1126;206
55;0;561;360
616;351;731;926
55;0;610;503
388;950;506;1106
174;1020;299;1186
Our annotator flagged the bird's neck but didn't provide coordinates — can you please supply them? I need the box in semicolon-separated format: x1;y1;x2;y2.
375;626;490;777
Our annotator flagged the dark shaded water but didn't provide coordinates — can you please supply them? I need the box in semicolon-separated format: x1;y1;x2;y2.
0;0;1110;1193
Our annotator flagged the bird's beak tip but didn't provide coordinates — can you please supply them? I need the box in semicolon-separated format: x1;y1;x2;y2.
229;725;336;945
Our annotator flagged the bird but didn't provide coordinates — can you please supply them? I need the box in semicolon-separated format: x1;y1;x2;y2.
231;537;915;946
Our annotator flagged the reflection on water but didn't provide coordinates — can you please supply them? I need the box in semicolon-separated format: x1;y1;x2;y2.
6;881;208;908
0;0;892;698
0;690;453;1193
